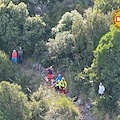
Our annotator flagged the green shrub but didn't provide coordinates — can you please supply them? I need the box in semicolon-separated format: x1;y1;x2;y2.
0;81;31;120
18;73;29;88
0;51;15;82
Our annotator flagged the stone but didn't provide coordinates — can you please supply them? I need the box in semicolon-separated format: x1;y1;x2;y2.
75;99;81;106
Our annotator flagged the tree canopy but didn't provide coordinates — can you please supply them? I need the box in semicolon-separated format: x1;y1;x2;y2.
0;1;46;56
83;25;120;118
0;51;14;82
0;0;120;119
0;81;31;120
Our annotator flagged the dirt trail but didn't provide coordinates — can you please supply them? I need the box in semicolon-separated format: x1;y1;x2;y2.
21;62;96;120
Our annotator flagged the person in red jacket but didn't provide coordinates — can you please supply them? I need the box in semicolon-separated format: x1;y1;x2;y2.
12;50;17;64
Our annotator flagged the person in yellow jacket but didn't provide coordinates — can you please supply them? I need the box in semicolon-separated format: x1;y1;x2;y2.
58;77;67;94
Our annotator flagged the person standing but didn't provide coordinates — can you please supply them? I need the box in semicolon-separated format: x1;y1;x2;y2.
18;46;23;64
98;82;105;96
12;50;17;64
46;66;53;85
59;77;67;94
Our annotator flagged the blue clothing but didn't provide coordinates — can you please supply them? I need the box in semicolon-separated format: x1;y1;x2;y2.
56;76;62;82
52;83;57;88
12;58;17;62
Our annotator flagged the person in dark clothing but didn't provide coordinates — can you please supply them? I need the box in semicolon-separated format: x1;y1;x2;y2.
18;46;23;64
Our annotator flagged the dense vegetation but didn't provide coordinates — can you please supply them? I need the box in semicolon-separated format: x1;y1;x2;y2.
0;81;79;120
0;0;120;119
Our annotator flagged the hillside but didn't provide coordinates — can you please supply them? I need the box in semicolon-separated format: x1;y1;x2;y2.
0;0;120;120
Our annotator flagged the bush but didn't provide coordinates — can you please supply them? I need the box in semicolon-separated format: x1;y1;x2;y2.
0;51;15;82
85;25;120;117
0;81;31;120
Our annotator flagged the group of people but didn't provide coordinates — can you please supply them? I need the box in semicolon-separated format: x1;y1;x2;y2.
11;45;106;97
46;66;67;94
46;66;106;96
12;46;23;64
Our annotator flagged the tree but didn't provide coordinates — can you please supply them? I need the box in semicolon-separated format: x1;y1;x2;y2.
71;8;111;71
83;8;111;48
47;31;74;59
86;25;120;118
48;0;90;26
23;15;46;55
30;86;49;120
0;1;29;54
46;10;82;70
17;73;29;94
0;51;15;82
0;81;31;120
0;0;19;5
55;96;79;120
94;0;120;13
115;115;120;120
52;10;82;35
0;1;46;56
0;111;7;120
29;85;79;120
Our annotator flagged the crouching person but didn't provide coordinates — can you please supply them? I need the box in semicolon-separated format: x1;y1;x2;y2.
54;74;62;91
59;77;67;94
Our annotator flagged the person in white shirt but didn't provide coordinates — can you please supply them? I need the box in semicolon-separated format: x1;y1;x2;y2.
98;82;105;96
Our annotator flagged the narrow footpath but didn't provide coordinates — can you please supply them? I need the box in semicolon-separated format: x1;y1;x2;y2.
21;62;97;120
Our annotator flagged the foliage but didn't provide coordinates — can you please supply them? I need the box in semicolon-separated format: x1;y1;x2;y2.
0;81;31;120
30;86;49;120
0;111;7;120
32;40;47;61
94;0;120;13
52;10;82;35
83;8;111;48
55;96;79;120
48;0;90;26
0;51;15;82
115;115;120;120
72;8;111;70
47;31;75;71
0;2;28;54
71;73;92;98
0;0;20;5
0;81;79;120
85;25;120;117
47;31;74;58
42;13;52;40
0;0;119;119
29;85;79;120
23;15;46;55
18;73;29;89
47;8;111;72
47;10;82;71
0;1;46;56
16;65;45;93
91;97;111;120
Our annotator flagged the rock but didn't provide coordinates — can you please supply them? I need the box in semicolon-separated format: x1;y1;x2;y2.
75;99;81;106
85;103;91;109
32;62;39;69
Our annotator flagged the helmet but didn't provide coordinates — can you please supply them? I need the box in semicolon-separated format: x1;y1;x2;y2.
62;77;65;80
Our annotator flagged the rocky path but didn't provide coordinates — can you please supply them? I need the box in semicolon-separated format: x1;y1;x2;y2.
75;99;97;120
22;62;96;120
